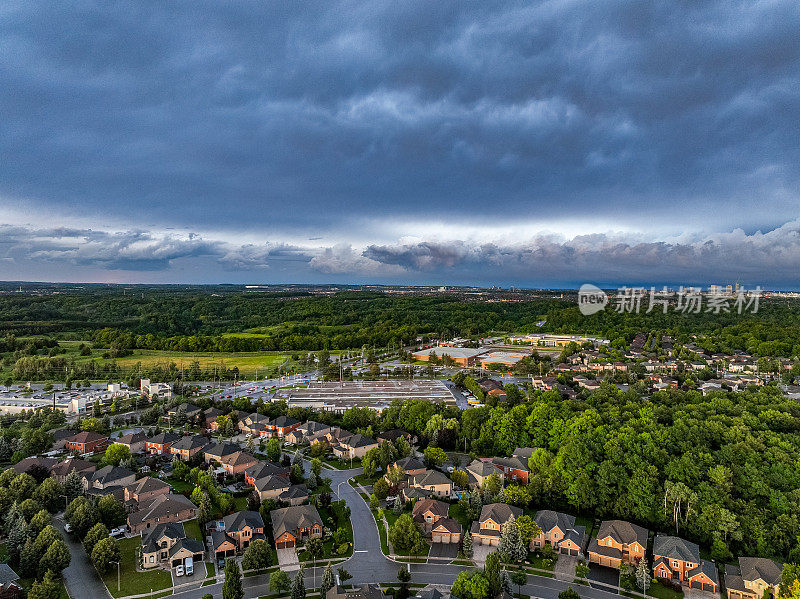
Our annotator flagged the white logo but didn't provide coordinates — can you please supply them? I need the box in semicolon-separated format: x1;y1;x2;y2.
578;284;608;315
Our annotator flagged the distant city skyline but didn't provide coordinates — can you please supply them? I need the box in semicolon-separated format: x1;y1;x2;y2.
1;2;799;286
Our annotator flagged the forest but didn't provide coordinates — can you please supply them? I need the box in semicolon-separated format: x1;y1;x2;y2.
3;286;800;356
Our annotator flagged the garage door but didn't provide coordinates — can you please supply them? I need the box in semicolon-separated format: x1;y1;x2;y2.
704;584;714;592
691;581;701;590
569;549;578;556
276;541;294;549
432;533;443;543
490;538;499;546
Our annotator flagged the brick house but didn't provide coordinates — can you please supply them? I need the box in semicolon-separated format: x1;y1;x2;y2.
244;461;290;486
218;510;265;552
412;498;461;544
491;455;530;484
253;475;291;501
465;459;503;488
84;465;136;491
470;503;522;546
169;435;209;461
204;442;240;464
531;510;586;556
65;431;108;454
114;431;147;454
271;505;324;548
408;470;453;499
587;520;648;568
653;534;702;585
50;457;96;484
140;522;204;570
146;432;180;455
219;451;259;476
333;433;378;459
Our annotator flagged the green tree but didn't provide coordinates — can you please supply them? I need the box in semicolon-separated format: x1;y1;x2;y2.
576;561;590;579
242;539;272;571
64;470;83;501
423;446;447;468
83;522;110;554
98;495;126;528
270;570;291;594
559;588;580;599
462;530;473;558
484;551;501;598
511;571;527;595
515;515;540;546
223;559;244;599
451;570;489;599
33;478;64;513
389;513;425;553
90;537;120;575
635;559;651;592
338;568;352;583
266;438;282;463
40;538;71;577
373;477;390;500
104;443;131;466
28;570;61;599
291;566;306;599
28;509;51;536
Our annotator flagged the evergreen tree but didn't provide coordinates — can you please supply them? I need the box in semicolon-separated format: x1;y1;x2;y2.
393;495;403;515
6;517;28;563
497;516;526;563
64;471;83;501
635;558;651;593
462;530;473;558
291;566;306;599
501;569;512;594
321;564;335;596
484;551;502;598
222;559;244;599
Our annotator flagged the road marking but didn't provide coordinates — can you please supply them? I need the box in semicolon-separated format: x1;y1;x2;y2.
354;550;368;553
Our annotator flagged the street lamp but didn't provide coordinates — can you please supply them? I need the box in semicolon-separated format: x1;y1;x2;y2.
111;560;120;593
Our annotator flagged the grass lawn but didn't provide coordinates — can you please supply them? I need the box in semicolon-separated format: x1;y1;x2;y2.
103;537;172;598
234;496;249;511
352;473;381;486
449;503;471;529
323;457;360;470
527;553;556;571
647;581;684;599
166;478;196;494
183;518;203;541
205;562;216;579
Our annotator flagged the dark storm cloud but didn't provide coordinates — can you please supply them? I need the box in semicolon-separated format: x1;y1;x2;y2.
1;1;800;284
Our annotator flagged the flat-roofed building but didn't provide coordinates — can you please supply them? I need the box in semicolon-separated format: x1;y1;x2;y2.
279;380;456;413
411;347;487;366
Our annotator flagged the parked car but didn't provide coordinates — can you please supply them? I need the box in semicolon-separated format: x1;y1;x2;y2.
175;565;184;577
110;527;126;538
64;523;73;533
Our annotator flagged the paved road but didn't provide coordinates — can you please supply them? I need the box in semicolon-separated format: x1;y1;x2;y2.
55;515;111;599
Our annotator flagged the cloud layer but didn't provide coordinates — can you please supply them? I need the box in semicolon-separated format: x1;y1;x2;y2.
0;1;799;284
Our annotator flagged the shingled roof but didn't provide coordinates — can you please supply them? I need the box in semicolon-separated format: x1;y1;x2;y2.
271;504;322;539
653;534;700;563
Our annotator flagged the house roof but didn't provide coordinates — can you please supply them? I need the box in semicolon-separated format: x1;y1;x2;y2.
211;530;235;550
687;560;718;584
466;459;496;477
90;465;135;485
169;536;204;558
171;435;210;451
148;432;180;445
12;456;57;473
271;415;300;428
492;456;528;472
511;447;536;462
67;431;108;444
169;403;201;415
413;470;452;487
125;476;170;496
254;475;291;492
596;520;648;547
586;538;622;559
479;503;522;525
535;510;576;535
0;564;20;586
342;433;377;449
280;484;309;500
653;534;700;563
128;493;197;527
51;457;95;477
205;442;240;459
299;421;330;434
327;584;386;599
739;557;782;585
220;451;258;467
377;429;412;442
271;505;322;538
432;517;462;534
116;431;147;445
412;498;450;520
245;461;289;479
393;456;425;471
223;510;265;533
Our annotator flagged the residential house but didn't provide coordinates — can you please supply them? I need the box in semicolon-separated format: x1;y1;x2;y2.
491;455;529;484
408;470;453;499
376;429;416;444
166;403;201;424
653;534;702;586
170;435;209;461
687;561;720;593
286;421;331;445
211;530;238;562
204;442;240;464
265;416;302;439
332;433;378;459
140;522;204;570
84;465;136;492
326;584;386;599
531;510;586;556
271;504;324;548
50;428;77;451
65;431;109;454
50;457;96;483
124;476;170;504
127;493;198;534
239;413;270;436
470;503;522;546
279;484;309;506
412;498;461;544
114;431;147;454
0;564;22;599
219;451;259;476
391;456;426;476
146;432;180;455
12;456;57;475
218;510;266;552
726;558;782;599
253;475;291;501
465;459;503;488
244;461;290;486
587;520;648;568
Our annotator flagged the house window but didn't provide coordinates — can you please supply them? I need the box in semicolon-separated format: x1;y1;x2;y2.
673;561;679;568
608;540;613;547
150;556;155;563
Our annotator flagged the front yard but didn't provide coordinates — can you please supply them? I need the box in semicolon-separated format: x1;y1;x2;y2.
297;500;353;561
102;536;172;598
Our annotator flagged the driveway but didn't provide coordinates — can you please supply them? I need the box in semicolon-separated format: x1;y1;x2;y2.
428;543;459;560
553;553;578;581
588;563;620;593
472;544;496;565
172;563;207;588
277;548;300;571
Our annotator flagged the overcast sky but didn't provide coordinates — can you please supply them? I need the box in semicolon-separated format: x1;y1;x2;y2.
1;1;799;287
